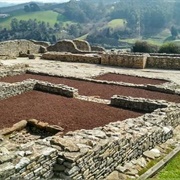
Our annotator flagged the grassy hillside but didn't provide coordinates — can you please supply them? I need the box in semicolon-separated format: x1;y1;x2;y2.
0;10;59;28
108;19;126;30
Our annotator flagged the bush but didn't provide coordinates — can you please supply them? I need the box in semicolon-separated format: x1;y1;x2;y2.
159;42;180;54
133;41;159;53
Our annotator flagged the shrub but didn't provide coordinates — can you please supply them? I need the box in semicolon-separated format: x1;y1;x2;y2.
133;41;159;53
159;42;180;54
133;41;158;53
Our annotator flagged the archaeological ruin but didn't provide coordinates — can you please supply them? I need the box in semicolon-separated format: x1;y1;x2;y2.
0;39;180;179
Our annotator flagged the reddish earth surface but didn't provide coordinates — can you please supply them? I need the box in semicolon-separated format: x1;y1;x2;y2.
0;74;180;103
1;74;180;103
95;73;168;85
0;91;143;132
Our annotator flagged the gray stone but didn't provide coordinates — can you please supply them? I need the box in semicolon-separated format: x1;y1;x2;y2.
65;166;80;175
150;148;161;157
15;157;30;170
105;171;122;180
143;150;155;159
116;165;127;173
51;137;80;152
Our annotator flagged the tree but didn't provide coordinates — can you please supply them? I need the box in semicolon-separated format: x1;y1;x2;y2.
30;3;40;11
24;5;30;12
171;26;178;38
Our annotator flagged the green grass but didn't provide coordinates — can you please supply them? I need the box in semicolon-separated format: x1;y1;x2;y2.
76;33;89;40
150;152;180;180
119;29;171;46
108;19;126;30
0;10;59;28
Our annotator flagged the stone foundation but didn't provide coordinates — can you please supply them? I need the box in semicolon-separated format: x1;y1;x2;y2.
42;52;101;64
0;79;78;100
147;56;180;70
0;69;180;179
0;40;44;59
101;53;148;69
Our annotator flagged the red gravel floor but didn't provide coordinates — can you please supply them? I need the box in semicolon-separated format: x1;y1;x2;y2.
0;91;143;132
0;74;180;103
95;73;168;85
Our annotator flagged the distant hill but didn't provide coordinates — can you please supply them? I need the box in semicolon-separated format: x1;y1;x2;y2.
0;2;16;8
0;0;180;48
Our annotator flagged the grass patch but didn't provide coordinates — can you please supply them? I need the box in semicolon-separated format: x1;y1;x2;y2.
76;33;89;40
138;157;163;176
108;18;126;30
150;152;180;179
0;10;59;28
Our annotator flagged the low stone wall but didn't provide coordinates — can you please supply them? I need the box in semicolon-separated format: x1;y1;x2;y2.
47;40;82;53
146;56;180;70
101;53;148;69
73;40;91;52
51;101;180;179
42;52;101;64
0;80;35;100
47;40;92;54
0;79;79;100
0;40;43;59
35;80;78;98
1;80;180;179
111;95;168;112
0;138;58;179
91;45;106;52
0;64;28;78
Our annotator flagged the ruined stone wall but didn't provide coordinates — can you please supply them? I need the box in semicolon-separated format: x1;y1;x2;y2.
91;45;106;52
73;40;91;52
146;56;180;70
42;52;101;64
0;40;42;59
0;133;57;179
0;64;28;78
0;80;35;100
47;40;81;53
35;80;78;97
51;100;180;179
101;53;148;69
0;79;78;100
0;80;180;179
111;95;168;112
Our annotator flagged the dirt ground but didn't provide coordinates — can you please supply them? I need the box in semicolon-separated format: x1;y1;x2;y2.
1;74;180;103
0;91;143;132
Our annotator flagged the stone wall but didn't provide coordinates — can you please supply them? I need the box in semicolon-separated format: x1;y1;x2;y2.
51;100;180;179
0;40;43;59
146;56;180;70
42;52;101;64
0;79;78;100
0;63;28;78
35;80;78;97
73;40;91;52
111;95;168;112
47;40;93;53
91;45;106;52
47;40;82;53
101;53;149;69
0;133;58;179
1;78;180;179
0;80;35;100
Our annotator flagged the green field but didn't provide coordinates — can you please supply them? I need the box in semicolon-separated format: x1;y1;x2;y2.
108;18;126;30
0;10;59;28
150;152;180;179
